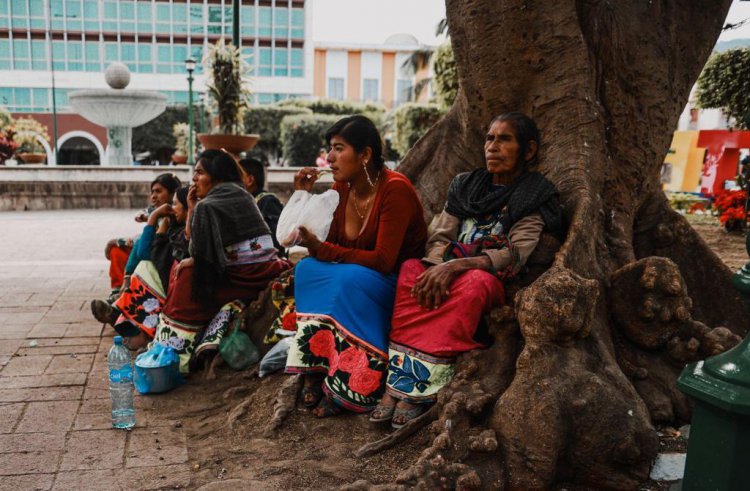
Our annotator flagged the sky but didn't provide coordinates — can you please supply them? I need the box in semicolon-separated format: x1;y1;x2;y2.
311;0;750;46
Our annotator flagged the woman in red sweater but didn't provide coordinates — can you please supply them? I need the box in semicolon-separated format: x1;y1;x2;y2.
284;115;427;417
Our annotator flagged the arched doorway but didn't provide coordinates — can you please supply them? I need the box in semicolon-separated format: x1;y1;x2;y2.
58;136;100;165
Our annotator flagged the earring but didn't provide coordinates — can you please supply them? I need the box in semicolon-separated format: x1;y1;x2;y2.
363;160;375;187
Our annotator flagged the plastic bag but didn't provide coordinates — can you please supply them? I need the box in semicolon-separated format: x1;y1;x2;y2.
276;190;340;247
258;337;293;378
219;328;260;371
134;343;183;394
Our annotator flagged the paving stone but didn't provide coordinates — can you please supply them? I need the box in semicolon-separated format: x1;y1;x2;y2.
59;430;126;471
27;324;69;338
83;387;110;400
0;402;24;433
65;324;103;338
45;353;95;374
15;400;79;433
0;373;86;389
0;340;23;355
0;355;53;376
0;451;63;476
0;386;83;402
116;463;192;490
48;300;87;312
2;312;46;324
42;310;99;324
33;337;100;347
126;426;188;468
0;328;31;340
51;470;117;491
0;432;66;453
0;473;55;491
16;344;98;356
74;411;114;431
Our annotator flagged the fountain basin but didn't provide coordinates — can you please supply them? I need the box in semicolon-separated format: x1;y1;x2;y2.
69;90;167;128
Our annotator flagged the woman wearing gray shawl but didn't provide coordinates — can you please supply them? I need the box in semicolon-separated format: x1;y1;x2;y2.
153;149;291;373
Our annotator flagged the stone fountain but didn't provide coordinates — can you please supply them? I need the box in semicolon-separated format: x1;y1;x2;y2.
69;63;167;166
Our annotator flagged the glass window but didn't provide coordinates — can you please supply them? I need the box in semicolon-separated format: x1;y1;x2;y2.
274;7;288;38
189;4;203;33
223;6;232;36
50;0;64;29
13;39;30;70
274;48;287;76
291;9;304;38
190;45;203;74
118;2;134;32
52;41;65;70
328;78;344;100
28;0;45;29
172;2;187;33
138;44;153;73
258;7;271;37
257;93;273;105
172;45;187;73
207;5;221;34
241;47;254;67
83;0;99;30
0;1;8;29
0;87;11;107
15;88;31;111
363;79;379;102
155;3;170;33
11;0;27;28
33;88;49;111
31;40;47;70
290;47;304;77
157;45;171;74
67;41;83;70
102;1;117;31
258;47;271;76
121;43;135;61
137;2;152;32
85;42;99;71
105;42;118;62
66;0;82;30
54;88;69;108
397;79;412;103
241;6;255;27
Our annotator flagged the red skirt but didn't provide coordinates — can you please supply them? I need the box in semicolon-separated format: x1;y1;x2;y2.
109;245;132;289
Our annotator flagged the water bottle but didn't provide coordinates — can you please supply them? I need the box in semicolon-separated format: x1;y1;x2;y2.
108;335;135;429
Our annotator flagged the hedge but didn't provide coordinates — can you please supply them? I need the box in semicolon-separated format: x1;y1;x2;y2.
244;105;312;162
391;103;445;156
277;98;386;121
280;113;341;166
132;105;207;163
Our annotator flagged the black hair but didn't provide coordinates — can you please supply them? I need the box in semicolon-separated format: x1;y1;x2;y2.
151;173;182;194
174;186;189;209
238;157;265;191
324;115;385;171
196;149;244;184
490;112;541;167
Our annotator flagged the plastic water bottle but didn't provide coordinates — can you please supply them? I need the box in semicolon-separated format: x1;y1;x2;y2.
108;335;135;429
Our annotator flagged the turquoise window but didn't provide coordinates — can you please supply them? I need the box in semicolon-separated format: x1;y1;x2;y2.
0;88;11;106
137;2;152;32
173;3;187;33
11;0;26;28
67;41;83;70
138;44;153;73
28;0;45;29
102;1;117;31
241;6;255;28
156;3;171;33
241;47;254;67
121;43;135;61
66;0;82;30
120;2;134;32
105;43;118;62
258;7;271;37
31;40;47;70
54;89;69;108
50;0;64;30
157;45;171;74
173;45;187;72
222;6;232;36
291;48;304;78
190;45;203;73
258;47;271;76
257;93;273;105
52;41;65;70
0;1;8;29
207;5;221;34
85;42;99;71
33;88;49;111
274;48;288;76
83;0;99;30
274;7;288;38
13;39;30;69
291;9;304;38
189;5;203;33
15;88;31;111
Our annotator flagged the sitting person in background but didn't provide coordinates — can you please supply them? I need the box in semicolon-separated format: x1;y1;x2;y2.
91;187;190;349
284;115;428;417
239;157;285;256
371;112;562;428
315;148;329;168
152;150;291;372
99;173;181;305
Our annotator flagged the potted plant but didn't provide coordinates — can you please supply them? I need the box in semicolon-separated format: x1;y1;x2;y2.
13;117;50;164
171;122;191;164
198;38;259;155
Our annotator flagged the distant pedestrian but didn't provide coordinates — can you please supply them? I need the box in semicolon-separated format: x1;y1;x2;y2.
315;148;329;168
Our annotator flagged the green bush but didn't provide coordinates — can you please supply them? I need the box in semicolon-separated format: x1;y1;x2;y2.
280;114;340;166
433;42;458;108
244;105;312;162
696;48;750;129
391;103;445;156
132;105;206;163
277;98;386;117
0;106;12;130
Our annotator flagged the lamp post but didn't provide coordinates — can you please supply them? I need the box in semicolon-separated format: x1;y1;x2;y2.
185;57;196;167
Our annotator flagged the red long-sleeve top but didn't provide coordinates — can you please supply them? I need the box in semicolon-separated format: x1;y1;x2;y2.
310;169;427;275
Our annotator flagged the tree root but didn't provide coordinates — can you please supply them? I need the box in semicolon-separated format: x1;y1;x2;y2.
264;374;303;437
355;405;438;458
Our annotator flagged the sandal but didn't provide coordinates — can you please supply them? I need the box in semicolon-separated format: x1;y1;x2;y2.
391;403;426;429
301;383;324;408
90;299;119;326
369;402;396;423
313;396;342;418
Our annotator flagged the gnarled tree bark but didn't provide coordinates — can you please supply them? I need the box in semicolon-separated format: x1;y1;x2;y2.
390;0;749;488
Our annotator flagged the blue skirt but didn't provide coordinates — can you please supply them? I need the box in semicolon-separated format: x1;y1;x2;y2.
285;258;397;412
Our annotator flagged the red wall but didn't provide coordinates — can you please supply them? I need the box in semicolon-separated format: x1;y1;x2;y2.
10;112;107;149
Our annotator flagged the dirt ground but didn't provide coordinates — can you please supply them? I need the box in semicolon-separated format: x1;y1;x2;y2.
146;216;747;491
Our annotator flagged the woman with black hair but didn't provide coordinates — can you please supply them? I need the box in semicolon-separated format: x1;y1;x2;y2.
153;149;291;373
283;115;428;417
372;112;563;428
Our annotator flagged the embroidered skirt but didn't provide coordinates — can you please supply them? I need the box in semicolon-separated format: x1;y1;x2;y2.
113;260;167;339
285;258;397;412
386;259;504;404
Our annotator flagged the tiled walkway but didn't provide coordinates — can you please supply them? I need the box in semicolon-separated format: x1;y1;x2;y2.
0;210;192;490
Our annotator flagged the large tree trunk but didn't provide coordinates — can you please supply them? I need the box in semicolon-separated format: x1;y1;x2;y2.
392;0;748;488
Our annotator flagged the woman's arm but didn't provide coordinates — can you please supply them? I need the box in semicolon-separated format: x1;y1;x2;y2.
304;180;420;275
482;212;545;272
422;210;461;265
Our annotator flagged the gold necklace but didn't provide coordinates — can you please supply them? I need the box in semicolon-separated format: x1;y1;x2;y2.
350;187;373;220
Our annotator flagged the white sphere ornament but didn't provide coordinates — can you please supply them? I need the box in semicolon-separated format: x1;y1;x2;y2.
104;62;131;89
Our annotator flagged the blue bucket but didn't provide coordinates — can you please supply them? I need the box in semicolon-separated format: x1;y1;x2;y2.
134;344;183;394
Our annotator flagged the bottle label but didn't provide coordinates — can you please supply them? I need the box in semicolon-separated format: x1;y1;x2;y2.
109;366;133;384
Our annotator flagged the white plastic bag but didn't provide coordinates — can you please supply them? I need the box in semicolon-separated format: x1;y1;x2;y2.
276;190;340;247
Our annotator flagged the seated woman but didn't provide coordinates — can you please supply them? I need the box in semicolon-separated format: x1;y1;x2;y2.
284;115;428;417
373;112;562;428
95;187;191;349
100;173;182;303
153;149;291;372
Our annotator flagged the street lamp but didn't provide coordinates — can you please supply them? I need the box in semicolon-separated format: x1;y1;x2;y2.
185;57;196;166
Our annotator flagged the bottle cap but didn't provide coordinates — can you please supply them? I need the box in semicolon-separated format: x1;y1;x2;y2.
114;336;123;345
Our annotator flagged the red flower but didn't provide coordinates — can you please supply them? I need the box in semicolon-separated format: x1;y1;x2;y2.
338;347;368;372
328;351;339;376
348;367;382;397
308;330;335;358
272;282;283;291
281;310;297;331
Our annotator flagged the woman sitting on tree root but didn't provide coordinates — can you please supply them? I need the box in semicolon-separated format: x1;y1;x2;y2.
284;115;428;418
371;112;562;429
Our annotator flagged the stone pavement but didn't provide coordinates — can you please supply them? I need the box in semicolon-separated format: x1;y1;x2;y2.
0;210;192;490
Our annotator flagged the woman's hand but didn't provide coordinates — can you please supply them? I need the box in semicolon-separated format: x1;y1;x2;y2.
148;203;174;226
174;257;194;275
297;226;322;253
293;167;321;192
134;210;149;223
411;261;465;310
104;239;117;259
187;185;199;211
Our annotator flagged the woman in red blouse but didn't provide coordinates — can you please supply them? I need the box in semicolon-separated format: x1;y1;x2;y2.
284;115;427;417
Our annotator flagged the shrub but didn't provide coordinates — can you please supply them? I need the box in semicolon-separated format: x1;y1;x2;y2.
391;103;445;156
13;116;50;153
277;98;386;118
204;38;251;134
244;105;312;162
433;42;458;108
132;105;206;164
280;113;340;166
712;189;748;231
0;105;13;130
